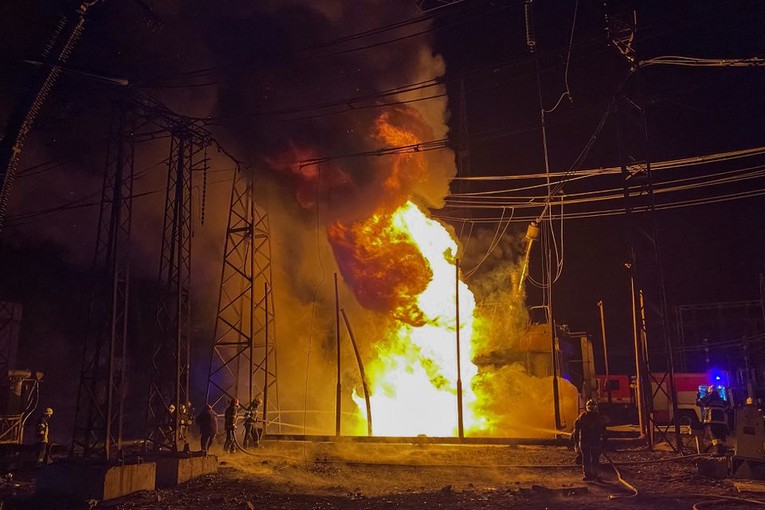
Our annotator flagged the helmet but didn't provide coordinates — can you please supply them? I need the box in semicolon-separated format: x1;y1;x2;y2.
585;399;597;411
747;397;754;405
168;404;176;413
44;407;53;416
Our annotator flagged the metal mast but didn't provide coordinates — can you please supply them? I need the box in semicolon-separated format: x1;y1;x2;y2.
0;302;22;380
72;102;134;460
145;123;208;451
608;4;682;451
206;165;278;429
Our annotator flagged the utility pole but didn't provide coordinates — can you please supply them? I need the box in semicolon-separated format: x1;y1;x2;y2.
597;300;611;404
524;0;562;430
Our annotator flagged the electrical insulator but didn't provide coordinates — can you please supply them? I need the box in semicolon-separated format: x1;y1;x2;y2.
524;0;536;53
525;221;540;241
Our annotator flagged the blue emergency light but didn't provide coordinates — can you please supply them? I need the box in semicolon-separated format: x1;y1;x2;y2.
707;369;729;386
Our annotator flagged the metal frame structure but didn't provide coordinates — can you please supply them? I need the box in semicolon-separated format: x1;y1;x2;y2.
206;165;278;429
612;15;683;448
0;302;21;379
72;102;134;460
145;122;209;452
675;298;765;385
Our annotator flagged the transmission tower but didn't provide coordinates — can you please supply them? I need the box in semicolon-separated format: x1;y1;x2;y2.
0;302;21;379
0;0;101;232
206;165;278;429
144;124;209;451
608;3;682;451
71;102;134;460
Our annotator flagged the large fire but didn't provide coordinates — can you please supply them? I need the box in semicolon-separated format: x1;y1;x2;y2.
329;201;484;436
324;107;487;436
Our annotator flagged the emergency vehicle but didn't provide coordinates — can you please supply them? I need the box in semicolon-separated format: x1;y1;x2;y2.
595;372;734;429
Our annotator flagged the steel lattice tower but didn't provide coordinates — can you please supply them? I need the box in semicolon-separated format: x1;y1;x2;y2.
71;102;135;460
608;3;682;451
0;302;21;379
145;127;208;451
206;165;278;428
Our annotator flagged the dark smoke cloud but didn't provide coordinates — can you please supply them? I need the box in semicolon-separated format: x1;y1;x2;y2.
2;0;457;434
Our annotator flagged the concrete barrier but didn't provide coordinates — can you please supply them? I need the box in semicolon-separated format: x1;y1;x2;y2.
154;454;218;488
37;461;156;501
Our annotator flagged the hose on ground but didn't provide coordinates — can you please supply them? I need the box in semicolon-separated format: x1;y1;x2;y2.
603;452;765;507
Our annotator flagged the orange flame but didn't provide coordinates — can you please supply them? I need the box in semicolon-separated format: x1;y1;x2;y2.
331;201;484;436
326;109;487;436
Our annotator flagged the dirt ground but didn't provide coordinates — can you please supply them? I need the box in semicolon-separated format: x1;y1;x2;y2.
4;440;764;509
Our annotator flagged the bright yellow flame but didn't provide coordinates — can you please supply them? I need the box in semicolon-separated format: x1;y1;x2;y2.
351;201;485;436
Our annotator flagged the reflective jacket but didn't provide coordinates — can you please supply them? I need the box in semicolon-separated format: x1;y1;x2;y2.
698;392;728;426
36;415;50;443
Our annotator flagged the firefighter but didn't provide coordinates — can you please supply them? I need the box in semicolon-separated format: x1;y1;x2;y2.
196;404;218;455
178;403;191;445
697;385;729;455
572;399;606;481
223;398;239;453
242;397;262;448
36;407;54;466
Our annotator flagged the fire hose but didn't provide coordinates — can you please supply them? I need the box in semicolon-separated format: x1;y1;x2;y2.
227;419;264;457
218;430;765;508
601;452;765;507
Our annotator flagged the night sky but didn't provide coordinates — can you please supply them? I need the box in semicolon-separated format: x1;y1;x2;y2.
1;0;765;439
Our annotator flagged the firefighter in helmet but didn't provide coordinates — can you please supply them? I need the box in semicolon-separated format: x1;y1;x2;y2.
178;403;191;446
242;397;262;448
572;399;606;481
36;407;54;465
223;398;239;453
697;385;730;455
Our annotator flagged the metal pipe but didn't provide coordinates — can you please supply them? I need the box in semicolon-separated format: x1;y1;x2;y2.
334;273;341;436
263;281;269;433
455;259;464;439
597;300;611;404
340;309;372;436
638;289;655;449
628;262;645;436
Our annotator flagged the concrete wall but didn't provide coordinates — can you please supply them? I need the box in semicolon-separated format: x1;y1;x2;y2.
155;455;218;488
37;461;156;501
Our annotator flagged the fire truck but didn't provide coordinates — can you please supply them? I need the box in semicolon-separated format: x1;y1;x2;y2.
595;372;734;429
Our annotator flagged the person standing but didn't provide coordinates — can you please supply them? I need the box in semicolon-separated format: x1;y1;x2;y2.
572;399;606;481
242;398;262;448
697;385;730;455
178;403;191;445
196;404;218;455
223;398;239;453
35;407;54;466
